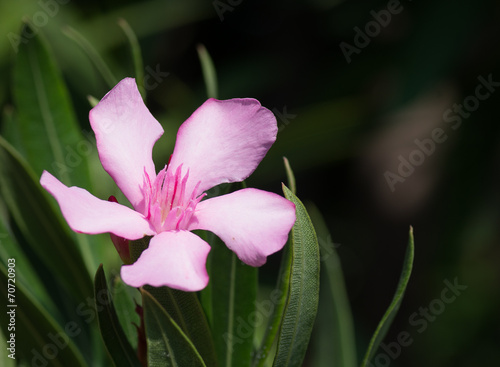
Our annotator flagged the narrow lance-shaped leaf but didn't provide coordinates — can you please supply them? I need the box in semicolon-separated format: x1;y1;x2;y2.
282;157;296;195
0;210;57;317
198;183;234;326
0;264;87;367
93;265;141;367
1;105;24;156
144;285;217;367
111;276;141;350
118;18;145;100
307;202;357;367
13;22;100;272
0;136;92;302
360;227;415;367
62;25;118;89
197;44;218;99
198;182;257;367
142;289;207;367
210;237;258;367
252;233;292;367
252;160;296;367
13;22;91;189
272;185;320;367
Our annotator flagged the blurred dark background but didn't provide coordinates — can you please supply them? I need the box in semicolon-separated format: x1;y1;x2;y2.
1;0;499;365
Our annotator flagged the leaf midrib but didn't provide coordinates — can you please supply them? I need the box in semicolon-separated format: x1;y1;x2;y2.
27;42;71;185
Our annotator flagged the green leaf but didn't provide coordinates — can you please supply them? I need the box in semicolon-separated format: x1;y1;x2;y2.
94;265;141;367
1;105;24;157
272;185;320;367
360;227;415;367
0;210;56;316
144;286;217;367
282;157;296;195
118;19;145;100
0;136;92;302
13;22;91;189
196;182;256;367
142;289;207;367
112;276;141;350
307;202;357;367
87;95;100;108
0;263;87;367
208;237;258;367
253;159;297;367
0;330;15;367
197;44;218;99
12;22;100;273
252;236;292;367
62;25;118;89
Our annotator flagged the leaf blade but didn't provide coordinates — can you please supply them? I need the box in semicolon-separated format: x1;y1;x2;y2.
13;22;91;189
62;25;118;89
0;136;92;302
209;238;258;367
360;227;415;367
144;286;217;367
94;265;141;367
12;22;101;273
0;263;87;367
142;289;207;367
307;202;357;367
272;185;320;367
197;44;218;99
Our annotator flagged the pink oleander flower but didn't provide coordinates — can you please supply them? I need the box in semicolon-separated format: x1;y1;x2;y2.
40;78;296;291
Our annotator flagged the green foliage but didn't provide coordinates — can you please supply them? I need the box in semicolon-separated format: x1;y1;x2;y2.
208;238;258;367
308;203;357;367
11;21;103;273
272;185;321;367
13;22;91;189
93;265;140;367
0;1;455;365
142;289;207;367
360;228;415;367
0;262;87;367
197;44;218;99
63;26;118;89
0;136;92;302
111;276;141;350
143;286;217;367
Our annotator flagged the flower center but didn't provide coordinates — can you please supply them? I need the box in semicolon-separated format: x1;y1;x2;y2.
142;165;204;233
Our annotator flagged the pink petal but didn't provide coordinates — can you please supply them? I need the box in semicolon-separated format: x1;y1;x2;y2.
40;171;155;240
89;78;164;213
120;231;210;291
168;98;277;196
189;188;296;266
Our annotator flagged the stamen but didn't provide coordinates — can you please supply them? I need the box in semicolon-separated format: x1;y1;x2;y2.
142;165;203;233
